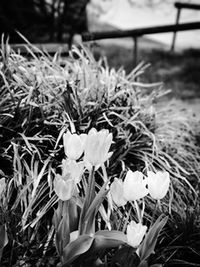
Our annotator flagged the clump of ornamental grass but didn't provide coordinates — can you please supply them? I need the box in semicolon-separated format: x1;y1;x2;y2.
0;37;200;265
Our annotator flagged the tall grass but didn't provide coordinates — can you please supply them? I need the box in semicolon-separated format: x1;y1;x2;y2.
0;38;200;265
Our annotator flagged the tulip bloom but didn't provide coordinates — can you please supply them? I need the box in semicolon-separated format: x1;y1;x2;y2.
54;174;76;201
110;178;127;207
54;159;84;201
62;159;84;183
147;171;170;200
127;221;147;248
123;170;149;201
84;128;113;170
63;131;86;160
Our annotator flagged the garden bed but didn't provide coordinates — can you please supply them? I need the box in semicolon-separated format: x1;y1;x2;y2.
0;41;200;267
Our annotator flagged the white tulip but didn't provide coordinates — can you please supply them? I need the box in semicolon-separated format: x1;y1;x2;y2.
53;174;75;201
147;171;170;200
84;128;113;170
62;159;84;183
63;131;86;160
54;159;84;201
123;170;149;201
110;178;127;207
127;221;147;248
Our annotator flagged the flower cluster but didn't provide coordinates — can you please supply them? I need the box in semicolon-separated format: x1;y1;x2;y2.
110;169;170;248
53;126;170;260
110;170;170;206
54;128;113;201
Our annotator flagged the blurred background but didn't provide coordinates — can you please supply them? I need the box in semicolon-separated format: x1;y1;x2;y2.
1;0;199;45
0;0;200;101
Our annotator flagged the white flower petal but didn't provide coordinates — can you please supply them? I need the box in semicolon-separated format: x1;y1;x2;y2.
127;221;147;248
110;178;127;207
147;171;170;200
123;170;148;201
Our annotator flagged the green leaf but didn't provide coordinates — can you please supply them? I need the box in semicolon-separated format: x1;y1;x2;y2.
79;180;109;235
68;197;81;233
0;224;8;261
53;200;70;256
53;200;63;230
138;215;168;262
93;230;127;250
138;260;148;267
57;217;70;252
62;234;94;266
84;183;109;223
79;168;95;235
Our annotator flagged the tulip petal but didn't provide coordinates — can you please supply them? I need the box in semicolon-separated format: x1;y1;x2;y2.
54;174;75;201
63;131;84;160
84;128;113;168
62;159;84;183
123;170;148;201
110;178;127;207
127;221;147;248
147;171;170;200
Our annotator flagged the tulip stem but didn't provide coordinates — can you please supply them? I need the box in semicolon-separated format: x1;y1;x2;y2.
150;201;158;227
133;200;142;223
141;198;145;223
87;166;95;207
78;166;95;234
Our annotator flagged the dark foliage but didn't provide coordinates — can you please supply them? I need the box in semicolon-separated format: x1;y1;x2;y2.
0;0;89;43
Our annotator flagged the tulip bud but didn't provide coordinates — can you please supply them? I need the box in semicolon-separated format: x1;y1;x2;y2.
84;128;113;170
110;178;127;207
63;131;86;160
127;221;147;248
70;230;79;243
123;170;149;201
0;178;6;197
54;174;76;201
147;171;170;200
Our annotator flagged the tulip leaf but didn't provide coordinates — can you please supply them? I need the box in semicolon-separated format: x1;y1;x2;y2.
53;200;65;230
92;230;127;250
58;217;70;252
68;197;81;233
79;168;95;234
138;260;148;267
62;234;94;266
79;179;109;235
53;200;71;256
110;246;140;267
138;215;168;263
0;224;8;261
85;180;109;222
150;264;163;267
